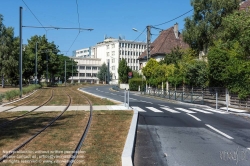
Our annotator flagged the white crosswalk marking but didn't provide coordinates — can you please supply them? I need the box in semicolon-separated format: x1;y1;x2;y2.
204;108;228;114
132;106;146;112
160;107;180;113
189;108;213;114
158;104;169;107
175;108;196;114
146;107;163;113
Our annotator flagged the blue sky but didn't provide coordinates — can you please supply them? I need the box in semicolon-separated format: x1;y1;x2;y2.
0;0;193;56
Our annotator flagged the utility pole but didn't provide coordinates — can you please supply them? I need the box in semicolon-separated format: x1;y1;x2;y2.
65;60;66;86
71;59;73;83
107;59;110;84
35;42;37;85
19;7;23;98
46;52;48;84
146;25;151;61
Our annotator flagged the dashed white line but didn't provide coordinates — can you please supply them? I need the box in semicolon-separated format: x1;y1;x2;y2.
130;98;137;101
204;108;228;114
132;106;146;112
110;93;116;95
158;104;169;107
205;124;234;140
187;113;201;121
140;100;153;104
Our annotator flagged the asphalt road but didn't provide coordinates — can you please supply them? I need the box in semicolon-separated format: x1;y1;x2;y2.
81;85;250;166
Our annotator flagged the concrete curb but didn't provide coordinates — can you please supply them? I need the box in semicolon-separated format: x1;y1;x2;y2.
78;88;123;104
121;109;138;166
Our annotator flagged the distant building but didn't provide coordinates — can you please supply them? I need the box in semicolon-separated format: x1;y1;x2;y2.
138;23;189;70
73;47;93;58
240;0;250;11
72;37;147;84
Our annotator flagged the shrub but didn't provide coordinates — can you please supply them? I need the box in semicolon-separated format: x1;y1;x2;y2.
0;93;5;103
129;78;146;91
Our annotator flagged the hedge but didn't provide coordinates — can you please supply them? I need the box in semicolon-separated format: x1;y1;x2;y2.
129;78;146;91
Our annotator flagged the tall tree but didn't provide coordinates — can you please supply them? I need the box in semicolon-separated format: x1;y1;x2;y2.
118;58;131;83
182;0;238;53
97;63;108;82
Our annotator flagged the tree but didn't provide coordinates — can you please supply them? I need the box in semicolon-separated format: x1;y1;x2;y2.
97;63;108;82
182;0;238;53
0;15;19;87
142;58;159;81
159;47;185;65
118;58;131;83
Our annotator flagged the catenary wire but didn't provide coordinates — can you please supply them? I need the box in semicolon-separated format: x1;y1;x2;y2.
153;9;193;27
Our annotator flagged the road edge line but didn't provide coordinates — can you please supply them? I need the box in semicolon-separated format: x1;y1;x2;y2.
121;109;138;166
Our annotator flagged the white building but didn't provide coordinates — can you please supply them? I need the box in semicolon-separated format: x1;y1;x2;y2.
72;47;93;58
70;57;102;83
72;37;147;84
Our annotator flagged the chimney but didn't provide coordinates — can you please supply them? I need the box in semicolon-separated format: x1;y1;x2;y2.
174;23;179;39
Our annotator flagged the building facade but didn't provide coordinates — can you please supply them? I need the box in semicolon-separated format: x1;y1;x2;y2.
72;37;147;84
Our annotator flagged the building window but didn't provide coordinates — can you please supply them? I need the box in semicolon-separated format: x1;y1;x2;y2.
122;43;124;47
119;43;121;47
111;44;115;48
92;67;97;70
136;66;138;70
119;50;121;55
112;66;115;70
86;66;91;70
92;73;97;77
107;52;110;56
112;51;115;56
79;73;85;77
86;73;92;77
79;66;85;69
125;43;127;48
133;59;135;63
107;45;109;49
125;51;127;55
112;58;115;63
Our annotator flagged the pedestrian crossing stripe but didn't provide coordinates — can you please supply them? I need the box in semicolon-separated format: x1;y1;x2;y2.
146;107;163;113
160;107;180;113
189;108;213;114
175;108;196;114
131;106;146;112
204;108;228;114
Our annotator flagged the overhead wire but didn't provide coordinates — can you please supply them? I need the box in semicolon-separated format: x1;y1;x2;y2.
21;0;47;31
153;9;193;27
131;27;147;43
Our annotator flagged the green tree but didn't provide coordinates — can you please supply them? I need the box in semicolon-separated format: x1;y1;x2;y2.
159;47;185;65
97;63;108;82
118;58;131;83
183;0;238;53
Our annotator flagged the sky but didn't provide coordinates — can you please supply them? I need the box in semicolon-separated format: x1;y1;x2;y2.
0;0;193;56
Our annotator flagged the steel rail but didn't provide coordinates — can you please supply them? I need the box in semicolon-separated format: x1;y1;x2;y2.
66;88;93;166
0;89;54;127
0;91;72;163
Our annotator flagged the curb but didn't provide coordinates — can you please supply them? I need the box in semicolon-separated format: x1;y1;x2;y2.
121;109;138;166
78;88;122;104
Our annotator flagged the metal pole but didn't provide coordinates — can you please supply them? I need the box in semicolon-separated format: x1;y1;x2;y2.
46;53;48;84
124;88;126;107
226;89;228;112
107;59;110;84
19;7;23;98
35;42;37;85
64;61;66;86
71;59;73;83
216;90;218;110
127;89;130;109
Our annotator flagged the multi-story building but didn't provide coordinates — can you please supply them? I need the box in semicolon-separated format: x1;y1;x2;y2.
70;57;102;83
72;47;93;58
72;37;147;84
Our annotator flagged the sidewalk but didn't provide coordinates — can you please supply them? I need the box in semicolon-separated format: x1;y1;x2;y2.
0;104;132;112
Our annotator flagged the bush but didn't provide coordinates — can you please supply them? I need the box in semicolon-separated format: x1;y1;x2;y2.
4;84;41;101
0;93;5;103
129;78;146;91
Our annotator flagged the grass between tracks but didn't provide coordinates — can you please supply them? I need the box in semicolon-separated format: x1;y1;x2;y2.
0;110;133;166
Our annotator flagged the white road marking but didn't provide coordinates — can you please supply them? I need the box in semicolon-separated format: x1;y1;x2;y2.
204;108;228;114
205;124;234;139
247;148;250;151
160;107;180;113
146;107;163;113
175;108;196;114
140;100;153;104
187;113;201;121
130;98;137;100
220;107;248;113
132;106;146;112
110;93;116;95
158;104;169;107
189;108;213;114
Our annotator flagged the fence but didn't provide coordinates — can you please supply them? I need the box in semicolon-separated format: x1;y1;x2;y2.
141;86;250;109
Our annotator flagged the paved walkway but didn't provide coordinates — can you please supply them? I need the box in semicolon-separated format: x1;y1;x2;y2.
0;104;132;112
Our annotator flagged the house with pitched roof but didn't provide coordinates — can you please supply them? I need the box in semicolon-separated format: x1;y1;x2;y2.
137;23;189;71
240;0;250;10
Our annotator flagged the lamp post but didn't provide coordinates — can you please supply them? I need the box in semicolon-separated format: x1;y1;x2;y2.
35;42;38;85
